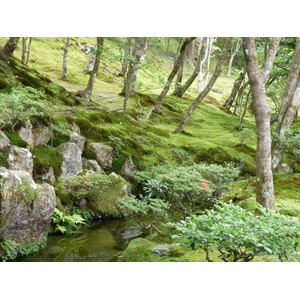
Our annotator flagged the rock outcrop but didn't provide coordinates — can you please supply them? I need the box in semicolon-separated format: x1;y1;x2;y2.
89;142;113;169
70;132;86;151
57;142;83;177
120;157;137;182
7;145;33;175
0;130;10;151
82;158;104;174
0;167;56;246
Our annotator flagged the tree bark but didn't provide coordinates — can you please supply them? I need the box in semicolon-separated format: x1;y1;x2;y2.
153;37;196;114
22;37;27;63
223;72;245;110
226;38;241;77
76;37;105;101
119;37;132;77
198;37;213;92
243;37;281;210
25;37;32;65
272;37;300;171
0;37;20;62
120;38;147;97
62;37;71;79
173;38;231;133
173;37;208;97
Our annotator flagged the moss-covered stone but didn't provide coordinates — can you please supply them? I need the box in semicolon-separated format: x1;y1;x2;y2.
4;131;28;147
0;153;8;168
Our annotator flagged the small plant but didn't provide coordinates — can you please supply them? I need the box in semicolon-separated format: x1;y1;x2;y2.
51;208;86;235
0;86;54;131
171;148;193;165
0;240;19;261
108;135;125;155
169;202;300;262
234;128;256;146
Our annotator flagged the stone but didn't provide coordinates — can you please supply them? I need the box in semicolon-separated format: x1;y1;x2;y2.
89;142;113;169
18;120;54;148
70;122;81;134
151;245;170;257
279;163;294;174
0;167;56;246
0;130;11;151
121;226;143;239
70;132;86;151
33;166;55;183
82;158;104;174
57;142;83;177
120;157;137;182
7;145;33;175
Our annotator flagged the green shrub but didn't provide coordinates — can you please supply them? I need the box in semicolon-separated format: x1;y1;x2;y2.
169;202;300;262
171;148;193;165
0;86;54;131
234;128;256;146
0;153;8;168
0;240;18;262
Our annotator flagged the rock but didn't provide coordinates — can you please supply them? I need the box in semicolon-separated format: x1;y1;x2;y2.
89;142;113;169
0;130;11;151
0;167;56;246
82;158;104;174
18;120;34;148
120;157;137;182
279;163;294;174
70;122;81;134
34;166;55;183
57;142;83;177
121;226;143;239
18;120;54;148
70;132;86;151
7;145;33;175
151;245;170;257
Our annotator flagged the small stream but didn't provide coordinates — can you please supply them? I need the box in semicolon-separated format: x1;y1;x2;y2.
18;220;144;262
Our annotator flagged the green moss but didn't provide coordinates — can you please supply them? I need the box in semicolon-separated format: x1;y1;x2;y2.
18;236;47;257
32;145;63;177
0;153;8;168
82;146;98;160
4;132;28;147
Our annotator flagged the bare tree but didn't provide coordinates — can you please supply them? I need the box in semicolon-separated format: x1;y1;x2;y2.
152;37;196;114
272;37;300;171
62;37;71;79
0;37;20;62
120;38;147;97
173;38;231;133
76;37;105;101
226;38;242;77
243;37;281;210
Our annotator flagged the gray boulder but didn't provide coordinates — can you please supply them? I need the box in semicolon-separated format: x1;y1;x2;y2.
57;142;83;177
0;167;56;245
70;132;86;151
34;166;56;183
82;158;104;174
89;142;113;169
120;157;137;182
7;145;33;175
151;245;170;257
0;130;10;151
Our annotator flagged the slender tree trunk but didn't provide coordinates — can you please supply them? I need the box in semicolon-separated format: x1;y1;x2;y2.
0;37;20;62
204;37;215;87
86;53;95;71
223;72;245;109
62;37;71;79
22;37;27;63
173;38;231;133
272;37;300;171
174;50;186;90
120;38;147;97
76;37;105;101
238;89;251;130
119;37;132;77
197;37;212;92
153;37;196;114
173;37;208;97
25;37;32;65
166;38;170;53
243;37;281;210
234;80;249;115
226;39;241;77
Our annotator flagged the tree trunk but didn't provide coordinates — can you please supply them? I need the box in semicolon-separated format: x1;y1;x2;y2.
173;37;208;97
120;38;147;97
76;37;105;101
0;37;20;62
153;37;196;114
62;37;71;79
22;37;27;63
204;37;216;87
119;37;132;77
186;39;196;65
272;37;300;171
86;54;95;71
243;37;281;210
173;38;231;133
198;37;213;92
226;38;241;77
25;37;32;65
223;72;245;109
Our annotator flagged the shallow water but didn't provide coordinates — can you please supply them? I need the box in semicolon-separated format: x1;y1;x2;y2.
19;220;143;262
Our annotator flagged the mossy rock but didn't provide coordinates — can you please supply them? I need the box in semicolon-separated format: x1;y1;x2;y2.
32;145;63;177
82;146;98;161
4;132;28;148
0;153;8;168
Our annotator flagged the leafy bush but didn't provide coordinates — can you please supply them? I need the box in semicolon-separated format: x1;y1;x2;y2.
51;208;86;235
0;86;54;131
169;202;300;262
117;195;170;234
134;163;240;215
171;148;193;165
234;128;256;146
